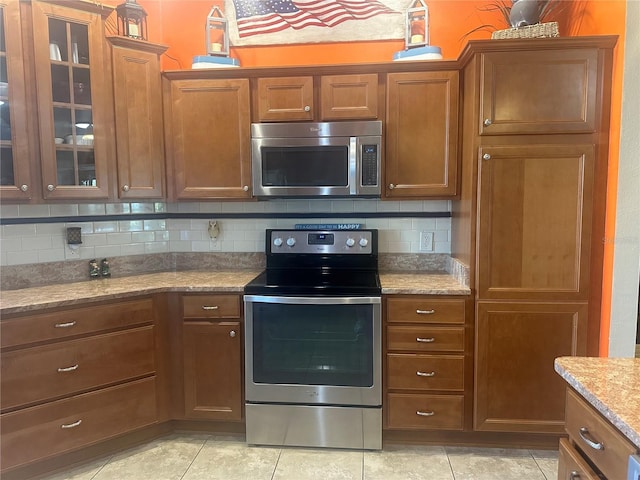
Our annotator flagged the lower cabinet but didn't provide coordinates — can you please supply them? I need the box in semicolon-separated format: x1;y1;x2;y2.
181;294;243;421
474;302;587;434
561;389;637;480
0;298;159;475
384;296;467;431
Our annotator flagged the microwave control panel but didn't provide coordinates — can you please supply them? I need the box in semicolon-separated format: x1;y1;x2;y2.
361;145;378;186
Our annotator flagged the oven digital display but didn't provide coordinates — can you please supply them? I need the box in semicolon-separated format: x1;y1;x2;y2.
308;233;334;245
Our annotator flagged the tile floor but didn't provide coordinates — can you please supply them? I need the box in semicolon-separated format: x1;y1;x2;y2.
38;434;558;480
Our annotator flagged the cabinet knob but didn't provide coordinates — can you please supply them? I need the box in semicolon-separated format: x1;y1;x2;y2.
388;183;395;190
243;185;249;192
229;330;236;338
483;118;492;126
122;185;130;192
20;184;28;192
304;105;311;112
482;153;491;161
569;472;580;480
47;184;55;191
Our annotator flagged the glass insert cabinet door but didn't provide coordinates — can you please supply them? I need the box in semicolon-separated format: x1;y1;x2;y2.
0;1;32;200
31;0;112;199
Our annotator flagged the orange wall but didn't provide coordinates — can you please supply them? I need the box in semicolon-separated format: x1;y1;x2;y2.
108;0;626;355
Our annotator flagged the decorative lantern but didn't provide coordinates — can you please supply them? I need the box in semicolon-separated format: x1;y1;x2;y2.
405;0;428;49
206;6;229;56
116;0;148;41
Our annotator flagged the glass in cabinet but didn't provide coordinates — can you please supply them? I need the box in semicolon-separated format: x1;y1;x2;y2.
31;0;112;199
0;1;32;200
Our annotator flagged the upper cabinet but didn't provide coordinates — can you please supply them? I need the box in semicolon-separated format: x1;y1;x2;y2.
31;0;114;200
0;1;33;201
255;73;379;122
319;74;378;121
163;77;252;200
256;76;314;122
108;36;167;199
479;49;599;135
385;70;459;198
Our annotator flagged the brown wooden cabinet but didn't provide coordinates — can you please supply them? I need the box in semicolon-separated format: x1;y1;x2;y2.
0;1;34;201
478;49;599;135
108;36;167;199
477;144;595;302
256;74;378;122
0;298;159;475
385;71;459;198
163;77;252;200
474;302;586;433
319;74;378;120
256;76;314;122
453;38;617;437
181;294;243;421
31;0;114;200
385;296;466;431
561;389;638;479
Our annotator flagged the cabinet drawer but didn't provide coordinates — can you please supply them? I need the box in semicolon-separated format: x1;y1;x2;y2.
557;438;600;480
1;298;154;349
565;389;636;480
387;354;463;391
386;298;464;324
387;393;463;430
0;377;157;472
387;326;464;352
1;326;155;411
183;294;241;319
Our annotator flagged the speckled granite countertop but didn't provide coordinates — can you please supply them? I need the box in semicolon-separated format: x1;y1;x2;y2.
555;356;640;449
0;270;469;315
379;272;470;295
0;270;262;315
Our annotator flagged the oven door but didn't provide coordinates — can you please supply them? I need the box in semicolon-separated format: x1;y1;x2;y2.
244;295;381;407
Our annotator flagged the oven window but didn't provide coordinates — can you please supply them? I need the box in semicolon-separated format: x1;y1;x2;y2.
261;146;348;186
252;303;374;387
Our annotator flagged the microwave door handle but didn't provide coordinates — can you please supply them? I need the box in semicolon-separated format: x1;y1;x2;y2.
349;136;358;195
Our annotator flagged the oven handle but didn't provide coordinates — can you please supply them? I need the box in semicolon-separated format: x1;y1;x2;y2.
244;295;381;305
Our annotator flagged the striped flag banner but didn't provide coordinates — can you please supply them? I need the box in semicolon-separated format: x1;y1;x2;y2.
232;0;399;38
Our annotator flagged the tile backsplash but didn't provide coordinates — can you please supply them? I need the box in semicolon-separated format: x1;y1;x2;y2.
0;199;452;267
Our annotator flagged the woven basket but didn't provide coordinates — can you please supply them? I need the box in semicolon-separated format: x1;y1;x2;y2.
491;22;559;39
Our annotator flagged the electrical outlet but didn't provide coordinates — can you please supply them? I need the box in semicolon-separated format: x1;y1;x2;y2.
419;231;434;252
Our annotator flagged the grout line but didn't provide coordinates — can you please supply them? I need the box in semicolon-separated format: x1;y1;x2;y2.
178;434;210;480
270;448;283;480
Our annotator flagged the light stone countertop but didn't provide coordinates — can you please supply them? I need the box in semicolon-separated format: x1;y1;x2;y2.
0;270;469;316
379;272;470;295
555;356;640;449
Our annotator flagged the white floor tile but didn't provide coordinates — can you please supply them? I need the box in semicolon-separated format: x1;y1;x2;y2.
445;447;547;480
364;444;454;480
273;447;363;480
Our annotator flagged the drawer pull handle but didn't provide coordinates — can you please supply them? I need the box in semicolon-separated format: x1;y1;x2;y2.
578;427;604;451
54;321;77;328
61;419;82;429
57;364;79;373
416;371;436;377
416;309;435;315
416;410;435;417
416;337;435;343
202;305;219;311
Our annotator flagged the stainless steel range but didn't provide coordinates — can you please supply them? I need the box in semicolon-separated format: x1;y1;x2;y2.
244;229;382;450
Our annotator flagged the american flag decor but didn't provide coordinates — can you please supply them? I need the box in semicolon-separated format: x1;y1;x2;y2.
232;0;398;38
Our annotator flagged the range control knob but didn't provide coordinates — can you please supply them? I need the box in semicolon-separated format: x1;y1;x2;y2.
359;238;369;247
286;237;296;247
346;238;356;247
273;237;283;247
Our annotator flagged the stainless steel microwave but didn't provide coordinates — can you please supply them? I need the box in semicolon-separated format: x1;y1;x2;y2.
251;121;382;198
